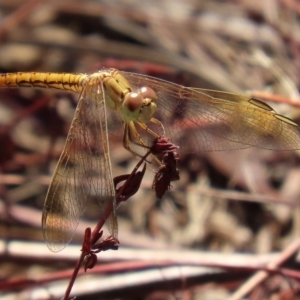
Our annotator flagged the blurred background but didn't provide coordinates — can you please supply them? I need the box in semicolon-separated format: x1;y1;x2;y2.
1;0;300;299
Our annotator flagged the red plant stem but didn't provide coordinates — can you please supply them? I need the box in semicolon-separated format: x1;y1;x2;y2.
90;149;150;245
63;149;151;300
63;250;85;300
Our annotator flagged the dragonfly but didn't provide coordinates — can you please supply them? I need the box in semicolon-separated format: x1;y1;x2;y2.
1;68;300;252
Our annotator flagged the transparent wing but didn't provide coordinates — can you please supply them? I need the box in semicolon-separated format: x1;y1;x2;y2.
121;71;300;152
42;77;116;252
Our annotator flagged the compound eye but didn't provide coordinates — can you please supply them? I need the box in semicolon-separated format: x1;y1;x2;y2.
123;92;143;112
122;92;143;121
140;87;157;103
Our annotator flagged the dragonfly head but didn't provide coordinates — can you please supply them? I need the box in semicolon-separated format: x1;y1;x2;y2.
121;86;157;123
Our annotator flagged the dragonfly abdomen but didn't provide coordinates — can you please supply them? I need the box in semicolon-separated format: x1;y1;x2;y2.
0;72;87;93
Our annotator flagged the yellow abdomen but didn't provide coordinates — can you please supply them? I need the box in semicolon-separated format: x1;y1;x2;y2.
0;72;88;93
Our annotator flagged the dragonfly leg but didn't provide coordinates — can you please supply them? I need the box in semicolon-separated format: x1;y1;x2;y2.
150;118;165;136
123;122;148;156
135;120;162;139
123;122;162;166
